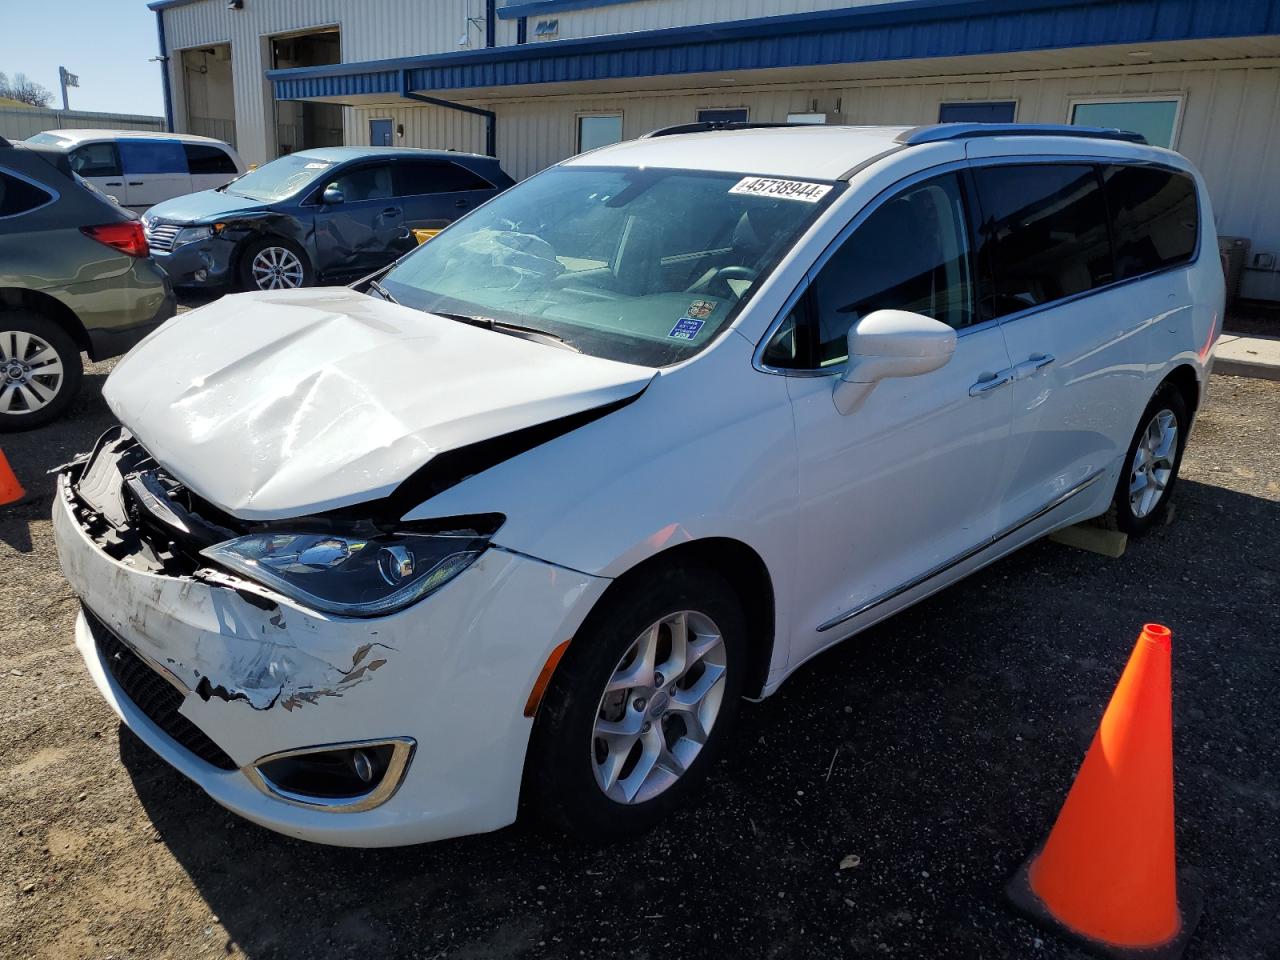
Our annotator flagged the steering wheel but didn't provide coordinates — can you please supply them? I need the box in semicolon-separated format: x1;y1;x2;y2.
692;265;759;299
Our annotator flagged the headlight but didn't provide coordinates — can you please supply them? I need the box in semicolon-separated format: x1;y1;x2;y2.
173;223;224;246
200;529;491;617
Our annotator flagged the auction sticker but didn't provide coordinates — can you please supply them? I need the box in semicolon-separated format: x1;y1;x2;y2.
728;176;832;203
668;317;706;340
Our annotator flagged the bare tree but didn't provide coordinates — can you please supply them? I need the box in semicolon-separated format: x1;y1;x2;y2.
0;72;54;107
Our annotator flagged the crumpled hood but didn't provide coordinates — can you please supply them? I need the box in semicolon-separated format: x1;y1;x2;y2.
145;188;262;223
104;288;656;520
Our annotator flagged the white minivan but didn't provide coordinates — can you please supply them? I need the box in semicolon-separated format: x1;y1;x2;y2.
53;123;1222;847
25;129;245;211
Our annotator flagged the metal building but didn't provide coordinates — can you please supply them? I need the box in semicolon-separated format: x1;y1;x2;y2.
151;0;1280;300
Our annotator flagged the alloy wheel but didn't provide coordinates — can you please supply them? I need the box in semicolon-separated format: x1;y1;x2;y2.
1129;408;1178;519
591;610;728;804
250;246;305;290
0;329;64;415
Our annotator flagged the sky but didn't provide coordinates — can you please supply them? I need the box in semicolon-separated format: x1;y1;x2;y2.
0;1;165;116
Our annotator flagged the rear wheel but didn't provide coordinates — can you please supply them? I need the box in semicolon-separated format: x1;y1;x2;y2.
238;237;312;292
0;310;83;431
1106;383;1190;535
527;564;746;840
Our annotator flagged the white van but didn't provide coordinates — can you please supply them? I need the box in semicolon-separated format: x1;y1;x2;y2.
53;123;1222;847
24;129;245;212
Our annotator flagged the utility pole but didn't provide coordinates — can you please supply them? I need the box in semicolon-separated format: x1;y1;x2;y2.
58;66;79;111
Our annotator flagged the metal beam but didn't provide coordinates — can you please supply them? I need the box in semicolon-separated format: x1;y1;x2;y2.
399;69;496;158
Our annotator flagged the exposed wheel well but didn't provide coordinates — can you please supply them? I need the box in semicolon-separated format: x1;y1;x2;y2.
582;538;777;698
0;288;89;355
1161;364;1200;416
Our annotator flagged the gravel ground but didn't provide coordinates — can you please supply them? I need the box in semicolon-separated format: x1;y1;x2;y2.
0;365;1276;960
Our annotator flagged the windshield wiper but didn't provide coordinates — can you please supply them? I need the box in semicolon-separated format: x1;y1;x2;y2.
367;279;398;304
432;312;580;353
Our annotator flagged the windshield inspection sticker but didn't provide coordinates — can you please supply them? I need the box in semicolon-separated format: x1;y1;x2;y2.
668;317;706;340
728;176;832;203
686;299;716;320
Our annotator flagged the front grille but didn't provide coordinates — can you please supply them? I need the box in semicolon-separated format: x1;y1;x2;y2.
86;608;238;771
143;221;181;253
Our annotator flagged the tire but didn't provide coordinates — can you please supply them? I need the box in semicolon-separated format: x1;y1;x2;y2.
1105;382;1190;535
527;564;747;841
0;310;83;432
237;236;313;292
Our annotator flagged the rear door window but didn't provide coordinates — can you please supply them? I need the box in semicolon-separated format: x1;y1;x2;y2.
118;139;189;175
972;164;1113;318
394;160;494;196
0;170;54;218
69;142;122;178
183;143;238;176
1102;165;1198;280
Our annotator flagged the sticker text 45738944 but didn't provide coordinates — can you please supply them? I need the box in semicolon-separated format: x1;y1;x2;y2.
728;177;833;203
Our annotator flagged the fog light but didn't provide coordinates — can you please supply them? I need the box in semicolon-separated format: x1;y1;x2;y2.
246;737;415;812
194;268;208;282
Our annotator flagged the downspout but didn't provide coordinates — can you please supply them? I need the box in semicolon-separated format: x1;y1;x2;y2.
154;9;175;132
517;17;528;44
400;69;496;158
486;0;497;47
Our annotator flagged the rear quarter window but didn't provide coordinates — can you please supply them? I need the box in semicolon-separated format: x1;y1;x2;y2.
1102;165;1198;280
183;143;238;176
118;139;188;175
0;169;54;218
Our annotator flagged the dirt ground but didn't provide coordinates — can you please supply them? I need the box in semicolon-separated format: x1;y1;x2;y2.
0;367;1277;960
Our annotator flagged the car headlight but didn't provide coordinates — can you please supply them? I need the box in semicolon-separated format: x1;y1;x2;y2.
200;529;491;617
173;223;225;246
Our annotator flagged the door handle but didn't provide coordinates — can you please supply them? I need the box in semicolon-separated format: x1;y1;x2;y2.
969;370;1014;397
1012;353;1056;380
128;181;143;186
381;207;402;217
454;199;469;209
105;181;123;186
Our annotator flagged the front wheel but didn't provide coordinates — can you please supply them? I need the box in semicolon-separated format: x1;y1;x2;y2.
1107;383;1190;535
237;237;312;292
526;564;746;840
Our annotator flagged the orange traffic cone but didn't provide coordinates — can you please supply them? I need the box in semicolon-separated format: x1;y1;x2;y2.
1007;624;1201;958
0;448;24;506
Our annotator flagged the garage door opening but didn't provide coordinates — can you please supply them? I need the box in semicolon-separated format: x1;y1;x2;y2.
271;28;343;156
181;44;236;147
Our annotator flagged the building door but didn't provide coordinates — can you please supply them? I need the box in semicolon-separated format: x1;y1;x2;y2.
938;101;1016;123
369;119;393;147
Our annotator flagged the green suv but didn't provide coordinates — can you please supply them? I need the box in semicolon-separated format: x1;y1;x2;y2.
0;137;174;430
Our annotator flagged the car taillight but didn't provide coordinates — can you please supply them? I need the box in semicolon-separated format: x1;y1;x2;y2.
81;221;149;258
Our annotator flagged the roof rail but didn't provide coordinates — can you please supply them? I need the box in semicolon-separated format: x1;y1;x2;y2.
896;123;1147;146
641;121;816;139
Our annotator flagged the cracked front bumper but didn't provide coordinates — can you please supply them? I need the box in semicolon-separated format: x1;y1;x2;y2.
53;475;609;847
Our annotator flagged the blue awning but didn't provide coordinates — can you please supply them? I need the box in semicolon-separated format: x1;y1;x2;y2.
268;0;1280;102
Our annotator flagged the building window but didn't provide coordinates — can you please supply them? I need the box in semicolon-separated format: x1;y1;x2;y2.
696;108;749;124
1069;97;1182;149
577;114;623;153
938;101;1016;123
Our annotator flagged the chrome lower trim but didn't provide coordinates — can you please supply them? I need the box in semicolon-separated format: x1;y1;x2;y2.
816;469;1106;633
243;737;416;813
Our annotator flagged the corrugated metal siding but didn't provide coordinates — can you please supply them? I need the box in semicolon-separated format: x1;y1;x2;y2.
533;0;889;39
0;107;164;141
163;0;496;164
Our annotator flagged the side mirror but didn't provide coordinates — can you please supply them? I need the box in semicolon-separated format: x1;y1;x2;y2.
322;184;345;205
832;309;957;415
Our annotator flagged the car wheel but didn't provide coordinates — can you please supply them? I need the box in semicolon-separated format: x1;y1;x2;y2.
0;310;83;432
1106;382;1190;535
238;237;312;292
527;564;746;840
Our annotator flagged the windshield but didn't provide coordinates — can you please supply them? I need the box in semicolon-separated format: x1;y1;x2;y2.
380;165;841;366
25;133;70;147
222;154;335;202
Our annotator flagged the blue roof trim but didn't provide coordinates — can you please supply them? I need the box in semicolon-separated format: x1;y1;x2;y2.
270;0;1280;102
